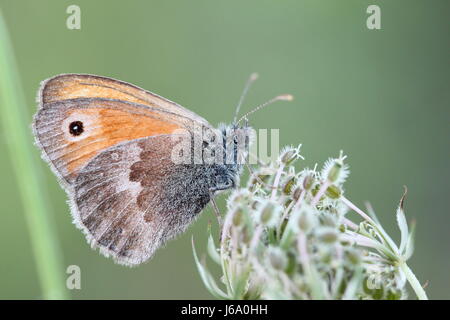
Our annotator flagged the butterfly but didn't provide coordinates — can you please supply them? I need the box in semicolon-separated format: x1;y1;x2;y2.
32;73;291;266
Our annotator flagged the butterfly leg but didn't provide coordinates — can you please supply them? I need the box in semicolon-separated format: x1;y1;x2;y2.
208;179;235;240
208;189;223;228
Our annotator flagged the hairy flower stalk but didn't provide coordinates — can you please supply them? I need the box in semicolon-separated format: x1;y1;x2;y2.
193;145;428;300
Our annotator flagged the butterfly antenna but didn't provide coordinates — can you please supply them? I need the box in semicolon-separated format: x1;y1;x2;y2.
233;72;259;123
237;94;294;124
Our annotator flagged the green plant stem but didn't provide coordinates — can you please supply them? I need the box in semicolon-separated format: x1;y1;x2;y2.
399;262;428;300
0;10;68;299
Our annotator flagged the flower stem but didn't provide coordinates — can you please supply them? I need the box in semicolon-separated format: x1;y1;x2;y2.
0;11;68;299
341;196;374;223
311;180;330;207
399;262;428;300
270;164;284;200
341;196;399;255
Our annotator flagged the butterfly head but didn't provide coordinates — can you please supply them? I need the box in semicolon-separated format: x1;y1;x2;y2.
212;73;294;189
218;122;253;168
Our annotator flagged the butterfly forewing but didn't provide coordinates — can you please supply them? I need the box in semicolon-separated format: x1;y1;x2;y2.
34;74;215;185
33;98;188;184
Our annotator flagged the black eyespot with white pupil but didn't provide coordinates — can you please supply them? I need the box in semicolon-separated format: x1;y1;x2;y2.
69;121;84;136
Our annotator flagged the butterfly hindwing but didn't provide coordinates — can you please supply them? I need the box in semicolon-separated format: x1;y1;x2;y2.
72;135;217;266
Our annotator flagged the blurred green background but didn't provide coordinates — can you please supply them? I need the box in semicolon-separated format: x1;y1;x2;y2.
0;0;448;299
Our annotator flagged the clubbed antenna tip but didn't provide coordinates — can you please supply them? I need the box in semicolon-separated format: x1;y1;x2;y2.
237;93;295;124
277;94;294;101
250;72;259;81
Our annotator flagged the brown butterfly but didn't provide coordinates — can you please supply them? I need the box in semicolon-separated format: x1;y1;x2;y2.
32;74;291;266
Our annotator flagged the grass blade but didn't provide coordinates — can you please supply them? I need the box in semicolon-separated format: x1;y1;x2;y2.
0;10;68;299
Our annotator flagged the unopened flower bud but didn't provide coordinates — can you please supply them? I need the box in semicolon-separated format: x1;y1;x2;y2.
240;225;252;244
258;201;282;227
279;145;303;165
227;189;250;206
327;162;342;182
292;185;303;201
267;247;288;271
297;207;316;233
283;176;296;195
317;227;338;243
231;207;245;227
321;151;349;185
303;174;315;190
325;184;341;199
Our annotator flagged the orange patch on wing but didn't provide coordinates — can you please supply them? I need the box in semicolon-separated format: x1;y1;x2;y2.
62;108;181;179
43;75;164;108
48;82;150;105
